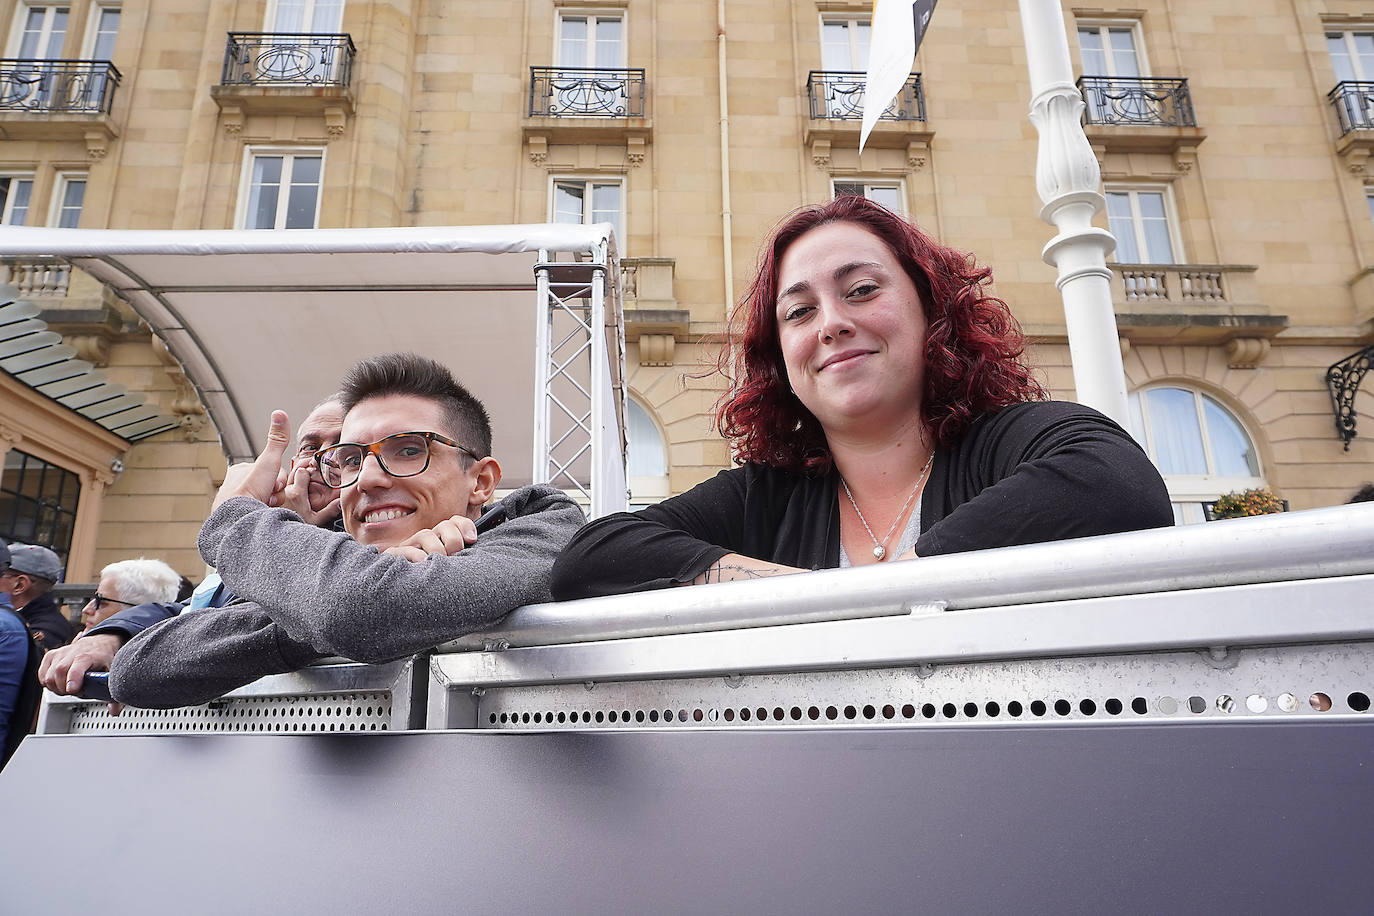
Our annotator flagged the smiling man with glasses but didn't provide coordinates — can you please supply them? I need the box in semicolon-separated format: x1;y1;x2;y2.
108;353;584;708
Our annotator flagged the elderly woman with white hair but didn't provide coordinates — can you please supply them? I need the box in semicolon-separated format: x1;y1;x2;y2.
80;558;181;632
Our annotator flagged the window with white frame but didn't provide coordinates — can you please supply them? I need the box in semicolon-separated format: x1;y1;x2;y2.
557;12;624;68
552;178;624;244
49;173;85;227
9;4;68;58
1327;31;1374;82
1129;385;1264;525
1366;190;1374;225
820;16;871;71
625;396;668;509
1076;23;1145;77
267;0;344;33
0;175;35;225
240;150;323;229
81;2;118;59
1105;187;1178;265
832;180;904;214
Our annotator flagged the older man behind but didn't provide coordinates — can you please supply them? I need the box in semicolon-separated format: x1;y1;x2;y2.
79;558;181;632
1;544;71;651
109;353;584;708
38;396;347;699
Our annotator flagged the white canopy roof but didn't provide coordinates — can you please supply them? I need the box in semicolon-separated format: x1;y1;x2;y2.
0;224;623;491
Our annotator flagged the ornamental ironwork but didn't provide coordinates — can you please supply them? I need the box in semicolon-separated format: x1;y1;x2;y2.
221;33;355;88
1326;345;1374;450
1327;81;1374;136
1076;76;1196;127
0;60;121;115
807;71;925;122
529;68;645;117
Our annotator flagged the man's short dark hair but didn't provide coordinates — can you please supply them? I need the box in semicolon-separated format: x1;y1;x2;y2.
339;353;493;458
1349;483;1374;504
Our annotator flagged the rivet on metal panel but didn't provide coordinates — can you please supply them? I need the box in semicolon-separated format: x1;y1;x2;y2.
583;681;595;691
470;687;486;698
1202;646;1239;670
723;675;744;688
914;663;936;679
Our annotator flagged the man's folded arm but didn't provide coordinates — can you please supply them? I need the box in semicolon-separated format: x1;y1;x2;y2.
200;489;585;663
108;603;324;709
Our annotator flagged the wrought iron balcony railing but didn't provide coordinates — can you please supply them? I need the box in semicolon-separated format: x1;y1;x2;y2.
221;32;355;88
1076;76;1196;127
0;60;121;115
529;67;646;117
1328;81;1374;136
807;71;925;122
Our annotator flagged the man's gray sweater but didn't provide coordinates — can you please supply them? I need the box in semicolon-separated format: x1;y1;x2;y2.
109;485;584;708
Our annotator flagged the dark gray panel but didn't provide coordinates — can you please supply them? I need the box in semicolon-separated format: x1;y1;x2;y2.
1;723;1371;915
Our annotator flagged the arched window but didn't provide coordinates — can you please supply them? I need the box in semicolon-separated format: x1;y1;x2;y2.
625;396;668;509
1128;386;1265;524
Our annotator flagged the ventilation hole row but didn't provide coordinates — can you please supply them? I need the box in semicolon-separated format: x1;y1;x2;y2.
485;691;1373;727
69;719;388;733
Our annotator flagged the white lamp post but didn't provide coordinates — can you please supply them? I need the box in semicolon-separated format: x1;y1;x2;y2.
1017;0;1129;426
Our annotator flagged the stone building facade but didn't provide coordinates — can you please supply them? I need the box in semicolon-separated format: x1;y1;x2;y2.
1;0;1371;581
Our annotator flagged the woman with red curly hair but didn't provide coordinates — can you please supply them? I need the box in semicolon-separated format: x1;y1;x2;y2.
552;197;1171;597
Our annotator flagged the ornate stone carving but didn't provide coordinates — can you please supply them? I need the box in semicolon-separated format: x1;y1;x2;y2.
811;138;831;169
638;333;675;367
528;134;549;166
221;104;244;137
0;423;23;446
84;129;110;160
906;140;928;172
1225;337;1270;369
151;334;209;440
1119;336;1131;358
626;135;645;167
68;334;111;367
324;105;347;138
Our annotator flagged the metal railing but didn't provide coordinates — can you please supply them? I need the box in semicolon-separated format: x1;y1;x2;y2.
528;67;645;117
220;32;355;88
1077;75;1196;127
0;59;120;115
1328;80;1374;136
807;70;925;121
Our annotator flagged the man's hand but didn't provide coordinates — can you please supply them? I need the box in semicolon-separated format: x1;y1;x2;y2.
39;633;126;695
279;464;342;527
382;515;478;562
211;410;292;512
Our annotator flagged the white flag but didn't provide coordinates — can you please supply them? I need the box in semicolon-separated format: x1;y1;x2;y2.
859;0;938;152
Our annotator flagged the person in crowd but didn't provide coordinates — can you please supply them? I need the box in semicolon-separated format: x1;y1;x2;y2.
39;396;348;699
1;544;72;649
78;558;182;632
0;540;35;766
552;196;1173;597
108;352;585;708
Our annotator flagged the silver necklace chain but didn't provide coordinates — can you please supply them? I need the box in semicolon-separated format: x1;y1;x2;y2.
840;452;935;561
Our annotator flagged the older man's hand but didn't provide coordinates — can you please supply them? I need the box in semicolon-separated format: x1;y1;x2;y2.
211;411;292;512
39;632;123;693
278;464;342;528
383;515;479;562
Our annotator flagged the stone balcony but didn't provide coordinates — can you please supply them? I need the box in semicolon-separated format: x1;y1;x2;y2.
1109;262;1287;346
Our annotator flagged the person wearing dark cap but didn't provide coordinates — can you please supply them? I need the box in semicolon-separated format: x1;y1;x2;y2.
1;543;72;651
1;541;38;765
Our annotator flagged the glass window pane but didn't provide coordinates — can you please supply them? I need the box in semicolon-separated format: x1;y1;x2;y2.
626;399;666;477
833;181;863;198
560;16;588;67
822;22;852;70
10;180;30;225
868;185;902;211
553;183;584;224
591;183;620;221
852;23;871;71
1105;192;1140;263
1141;214;1174;264
289;155;320;185
92;8;119;59
594;16;622;68
1355;33;1374;78
1144;388;1207;475
1202;396;1259;477
284;182;317;228
272;0;306;32
1079;28;1106;74
1108;28;1139;77
1329;34;1357;82
311;0;344;32
57;178;84;228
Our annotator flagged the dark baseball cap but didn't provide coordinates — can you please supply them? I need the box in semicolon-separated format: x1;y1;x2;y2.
7;543;61;581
